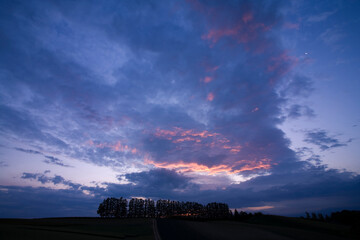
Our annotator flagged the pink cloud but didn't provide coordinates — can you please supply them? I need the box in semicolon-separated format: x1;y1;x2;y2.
86;140;138;154
207;92;214;101
202;76;214;83
205;65;219;72
201;11;272;48
242;12;253;23
154;127;219;141
283;22;299;30
144;127;278;175
267;51;298;84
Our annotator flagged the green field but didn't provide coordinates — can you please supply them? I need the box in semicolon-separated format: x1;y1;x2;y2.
0;218;155;240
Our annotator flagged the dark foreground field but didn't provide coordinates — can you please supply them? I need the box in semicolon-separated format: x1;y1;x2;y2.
157;215;359;240
1;216;359;240
0;218;155;240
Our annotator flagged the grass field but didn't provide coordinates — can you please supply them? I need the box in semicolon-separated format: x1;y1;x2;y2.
0;218;155;240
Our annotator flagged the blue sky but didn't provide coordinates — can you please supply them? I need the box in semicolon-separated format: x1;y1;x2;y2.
0;0;359;218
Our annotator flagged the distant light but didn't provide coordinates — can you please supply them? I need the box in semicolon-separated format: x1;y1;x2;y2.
305;52;309;55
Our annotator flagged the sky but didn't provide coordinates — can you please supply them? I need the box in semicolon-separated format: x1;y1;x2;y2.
0;0;359;218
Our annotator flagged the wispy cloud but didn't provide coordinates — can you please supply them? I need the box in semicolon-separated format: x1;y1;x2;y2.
43;156;72;168
319;26;345;50
0;161;8;167
21;171;80;189
304;130;351;151
287;104;315;119
307;10;336;23
14;147;71;167
14;147;42;155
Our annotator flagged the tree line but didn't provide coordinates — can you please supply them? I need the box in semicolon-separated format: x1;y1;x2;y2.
97;197;230;219
303;210;360;225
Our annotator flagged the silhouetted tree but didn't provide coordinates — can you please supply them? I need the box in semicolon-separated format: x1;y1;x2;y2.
303;210;360;227
98;196;262;220
144;199;155;218
234;209;239;218
97;197;122;218
128;198;135;218
228;209;233;218
318;213;325;222
135;198;145;217
206;202;229;219
114;197;127;218
97;199;106;217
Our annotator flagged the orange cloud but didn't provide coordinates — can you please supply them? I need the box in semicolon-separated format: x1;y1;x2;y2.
244;205;274;211
232;158;272;173
173;137;199;143
145;158;233;175
223;145;242;153
145;157;272;175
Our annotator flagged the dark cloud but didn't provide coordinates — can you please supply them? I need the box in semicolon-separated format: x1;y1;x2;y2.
287;104;315;119
3;163;359;217
21;172;39;180
280;74;314;98
0;105;68;149
304;130;350;151
124;168;194;191
44;155;72;168
105;165;360;215
9;165;360;217
0;161;8;167
190;167;360;216
13;147;72;167
21;172;80;190
296;147;322;165
14;147;43;155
